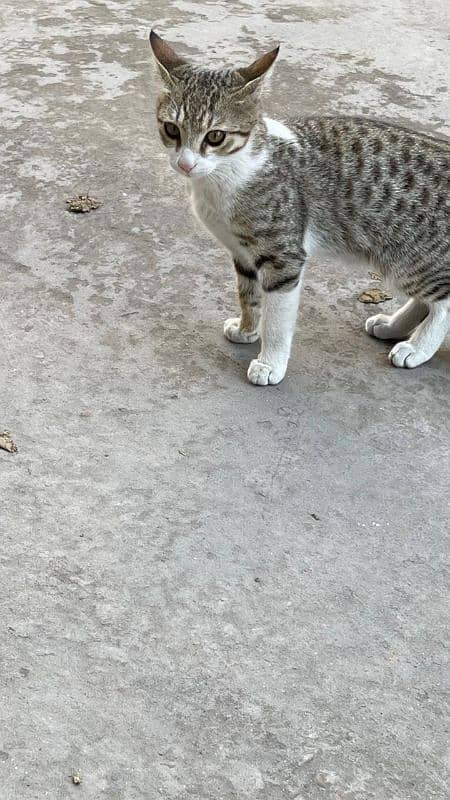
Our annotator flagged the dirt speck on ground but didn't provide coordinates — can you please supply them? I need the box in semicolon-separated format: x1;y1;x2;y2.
358;288;393;304
66;194;102;213
0;431;17;453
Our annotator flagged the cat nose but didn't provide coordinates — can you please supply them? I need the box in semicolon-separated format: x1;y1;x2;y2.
178;160;194;174
177;150;197;174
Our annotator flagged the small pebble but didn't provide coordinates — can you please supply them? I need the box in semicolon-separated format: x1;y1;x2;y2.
299;750;315;765
314;771;336;788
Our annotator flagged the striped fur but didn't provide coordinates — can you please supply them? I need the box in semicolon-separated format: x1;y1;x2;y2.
150;31;450;382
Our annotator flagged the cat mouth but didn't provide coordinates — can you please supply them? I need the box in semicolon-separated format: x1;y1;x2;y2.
173;162;211;179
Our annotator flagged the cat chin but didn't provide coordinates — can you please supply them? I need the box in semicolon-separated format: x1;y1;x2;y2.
186;171;214;180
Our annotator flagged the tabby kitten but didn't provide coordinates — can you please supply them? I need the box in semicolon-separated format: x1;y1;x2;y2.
150;31;449;385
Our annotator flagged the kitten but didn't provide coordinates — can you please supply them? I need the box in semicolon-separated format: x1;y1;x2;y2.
150;30;449;385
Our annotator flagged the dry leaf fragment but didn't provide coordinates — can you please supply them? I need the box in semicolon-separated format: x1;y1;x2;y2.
358;288;392;304
0;431;17;453
66;194;102;213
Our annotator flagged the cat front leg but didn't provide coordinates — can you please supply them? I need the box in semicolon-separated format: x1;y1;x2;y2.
247;252;305;386
224;260;261;343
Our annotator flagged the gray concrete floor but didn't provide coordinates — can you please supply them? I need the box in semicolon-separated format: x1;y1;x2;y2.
1;1;449;798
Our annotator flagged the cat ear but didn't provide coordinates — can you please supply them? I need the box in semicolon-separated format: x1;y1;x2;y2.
234;46;280;97
149;30;188;86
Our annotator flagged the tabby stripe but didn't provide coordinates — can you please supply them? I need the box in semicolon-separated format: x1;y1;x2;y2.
404;261;437;280
419;279;450;299
226;143;247;155
234;261;257;280
265;275;300;292
255;255;274;269
404;274;443;295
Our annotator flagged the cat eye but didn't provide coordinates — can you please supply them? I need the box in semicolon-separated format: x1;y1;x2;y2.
205;129;226;147
164;122;180;140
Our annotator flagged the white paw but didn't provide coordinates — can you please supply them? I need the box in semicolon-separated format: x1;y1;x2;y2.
224;318;259;344
389;341;428;368
365;314;395;340
247;359;286;386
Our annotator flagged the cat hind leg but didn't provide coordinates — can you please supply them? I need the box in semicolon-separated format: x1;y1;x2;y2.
365;298;429;340
389;297;449;368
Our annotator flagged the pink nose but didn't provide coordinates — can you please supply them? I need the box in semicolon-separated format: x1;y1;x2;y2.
177;152;197;174
178;160;193;174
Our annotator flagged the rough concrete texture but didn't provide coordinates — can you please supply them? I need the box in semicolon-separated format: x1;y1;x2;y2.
1;1;449;798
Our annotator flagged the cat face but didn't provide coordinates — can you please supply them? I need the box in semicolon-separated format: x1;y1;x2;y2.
156;72;258;180
150;31;279;180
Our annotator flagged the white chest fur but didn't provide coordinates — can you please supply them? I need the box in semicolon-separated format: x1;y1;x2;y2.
191;176;241;256
189;144;268;263
188;118;298;262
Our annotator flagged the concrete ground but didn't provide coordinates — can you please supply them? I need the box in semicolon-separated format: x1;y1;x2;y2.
1;1;449;798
